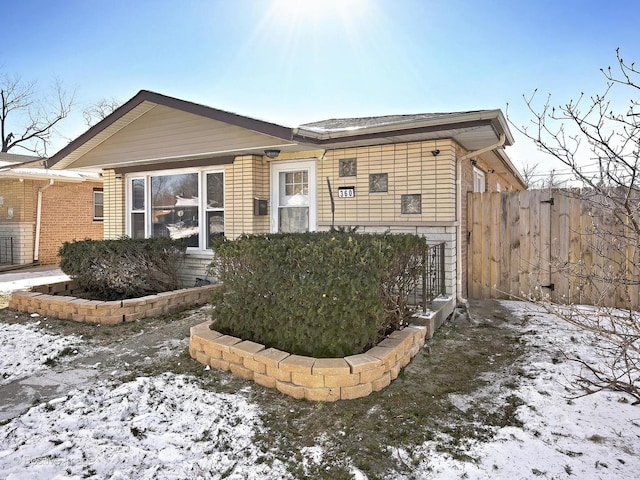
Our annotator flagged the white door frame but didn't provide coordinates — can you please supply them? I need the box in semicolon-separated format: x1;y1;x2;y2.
270;159;317;233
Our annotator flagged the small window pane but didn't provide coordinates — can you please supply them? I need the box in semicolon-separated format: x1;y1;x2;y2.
151;173;199;247
281;171;309;202
132;213;145;239
401;194;422;214
369;173;388;193
132;178;145;210
93;191;104;220
339;158;357;177
279;207;309;233
207;211;225;247
473;167;486;193
206;172;224;208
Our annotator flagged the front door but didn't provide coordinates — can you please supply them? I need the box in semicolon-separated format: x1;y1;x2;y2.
270;159;316;233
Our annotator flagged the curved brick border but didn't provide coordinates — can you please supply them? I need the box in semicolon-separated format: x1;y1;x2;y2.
8;281;219;324
189;322;427;401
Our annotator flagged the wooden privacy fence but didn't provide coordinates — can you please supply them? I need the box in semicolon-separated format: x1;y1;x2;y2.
467;189;640;310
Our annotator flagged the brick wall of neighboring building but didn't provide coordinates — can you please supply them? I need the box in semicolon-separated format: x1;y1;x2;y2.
1;179;36;265
36;181;104;264
0;179;35;222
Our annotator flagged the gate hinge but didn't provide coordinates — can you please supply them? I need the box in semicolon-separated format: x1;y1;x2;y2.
541;197;554;205
541;283;555;291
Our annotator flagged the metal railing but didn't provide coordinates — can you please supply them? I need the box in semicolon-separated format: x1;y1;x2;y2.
423;242;446;311
0;236;15;265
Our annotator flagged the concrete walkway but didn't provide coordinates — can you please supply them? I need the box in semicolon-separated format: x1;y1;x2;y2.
0;307;209;422
0;265;69;293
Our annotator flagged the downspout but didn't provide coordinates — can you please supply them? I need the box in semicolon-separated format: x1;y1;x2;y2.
34;179;54;262
455;134;506;304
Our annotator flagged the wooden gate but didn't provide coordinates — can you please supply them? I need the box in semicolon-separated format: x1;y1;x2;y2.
467;189;640;309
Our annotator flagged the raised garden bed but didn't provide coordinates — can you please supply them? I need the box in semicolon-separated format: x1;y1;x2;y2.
189;321;428;401
8;281;219;324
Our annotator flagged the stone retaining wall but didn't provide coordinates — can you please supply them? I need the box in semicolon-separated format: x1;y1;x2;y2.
189;322;428;401
8;281;219;324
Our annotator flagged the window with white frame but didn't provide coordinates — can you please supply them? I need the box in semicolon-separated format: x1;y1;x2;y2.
93;188;104;221
205;172;224;246
126;168;224;250
130;177;146;239
473;166;486;193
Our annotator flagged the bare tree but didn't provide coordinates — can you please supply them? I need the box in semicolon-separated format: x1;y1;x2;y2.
0;74;74;155
511;49;640;404
518;161;576;190
519;160;540;187
82;97;120;127
541;168;574;189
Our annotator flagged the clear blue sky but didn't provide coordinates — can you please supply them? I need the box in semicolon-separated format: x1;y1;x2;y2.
2;0;639;174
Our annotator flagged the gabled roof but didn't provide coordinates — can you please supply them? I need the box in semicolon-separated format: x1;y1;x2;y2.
47;90;296;170
45;90;522;186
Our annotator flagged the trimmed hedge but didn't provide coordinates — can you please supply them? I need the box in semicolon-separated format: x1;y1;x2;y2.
210;232;426;357
58;237;187;300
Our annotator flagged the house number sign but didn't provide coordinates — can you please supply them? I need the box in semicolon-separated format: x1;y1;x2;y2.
338;186;355;198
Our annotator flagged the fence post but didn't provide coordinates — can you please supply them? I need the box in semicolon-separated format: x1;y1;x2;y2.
422;244;428;314
440;242;445;297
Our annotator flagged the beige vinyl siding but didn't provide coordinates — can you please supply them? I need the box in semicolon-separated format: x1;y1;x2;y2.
103;169;125;239
53;103;156;170
252;155;270;233
225;155;269;239
178;253;214;288
317;140;457;226
68;105;290;169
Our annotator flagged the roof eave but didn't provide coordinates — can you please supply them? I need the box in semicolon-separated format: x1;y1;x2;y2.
294;109;515;145
0;170;102;183
495;149;527;189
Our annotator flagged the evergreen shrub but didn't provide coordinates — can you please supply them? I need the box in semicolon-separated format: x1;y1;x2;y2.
210;232;426;357
58;237;187;300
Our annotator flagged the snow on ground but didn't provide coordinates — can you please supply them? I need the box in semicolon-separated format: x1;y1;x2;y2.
402;301;640;479
0;373;292;479
1;300;639;479
0;321;81;386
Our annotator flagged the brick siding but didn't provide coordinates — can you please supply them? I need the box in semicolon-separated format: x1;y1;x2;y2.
37;181;104;264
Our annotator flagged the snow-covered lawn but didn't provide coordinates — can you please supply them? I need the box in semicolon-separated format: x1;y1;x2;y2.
397;301;640;479
0;300;639;479
0;374;290;479
0;321;80;386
